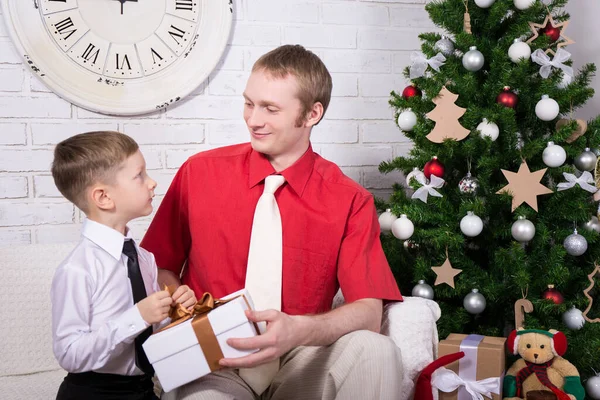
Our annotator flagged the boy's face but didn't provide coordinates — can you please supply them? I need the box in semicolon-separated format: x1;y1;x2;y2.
109;149;157;222
243;69;314;163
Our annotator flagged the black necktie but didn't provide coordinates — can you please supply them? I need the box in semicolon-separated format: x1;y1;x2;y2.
122;240;154;375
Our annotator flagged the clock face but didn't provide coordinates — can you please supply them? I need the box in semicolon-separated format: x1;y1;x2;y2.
2;0;232;115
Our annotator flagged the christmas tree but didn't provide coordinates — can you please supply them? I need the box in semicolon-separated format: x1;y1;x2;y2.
378;0;600;388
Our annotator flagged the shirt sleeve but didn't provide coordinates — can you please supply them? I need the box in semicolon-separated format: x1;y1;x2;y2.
141;160;191;275
336;193;403;304
51;265;149;373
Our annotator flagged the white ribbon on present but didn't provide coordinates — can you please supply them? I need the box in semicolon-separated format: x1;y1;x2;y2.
411;174;444;203
557;171;598;193
410;51;446;79
431;367;502;400
531;48;574;80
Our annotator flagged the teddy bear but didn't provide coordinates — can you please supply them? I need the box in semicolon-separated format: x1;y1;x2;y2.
503;328;585;400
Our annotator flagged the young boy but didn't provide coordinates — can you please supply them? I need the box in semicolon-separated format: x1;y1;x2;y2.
50;131;196;400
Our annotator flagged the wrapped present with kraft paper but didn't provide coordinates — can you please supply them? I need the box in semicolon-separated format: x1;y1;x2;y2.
143;288;260;392
434;334;507;400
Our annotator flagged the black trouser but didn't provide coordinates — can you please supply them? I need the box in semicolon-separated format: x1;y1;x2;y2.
56;371;159;400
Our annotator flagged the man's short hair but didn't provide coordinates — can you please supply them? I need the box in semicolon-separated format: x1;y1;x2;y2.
253;44;333;126
51;131;139;212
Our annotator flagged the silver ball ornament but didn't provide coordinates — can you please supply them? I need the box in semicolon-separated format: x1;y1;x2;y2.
434;36;455;57
458;172;480;194
508;39;531;63
462;46;485;72
511;216;536;242
562;306;586;330
412;280;434;300
542;141;566;167
574;148;598;172
586;374;600;400
564;229;588;256
378;209;397;232
584;216;600;233
464;289;486;314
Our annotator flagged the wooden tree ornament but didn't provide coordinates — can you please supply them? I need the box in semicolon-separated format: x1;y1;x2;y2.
583;263;600;323
425;86;470;143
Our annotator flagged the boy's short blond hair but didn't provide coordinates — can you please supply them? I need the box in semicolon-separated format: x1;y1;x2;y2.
51;131;139;212
252;44;332;126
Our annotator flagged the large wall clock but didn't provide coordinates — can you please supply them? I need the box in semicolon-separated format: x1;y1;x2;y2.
1;0;232;115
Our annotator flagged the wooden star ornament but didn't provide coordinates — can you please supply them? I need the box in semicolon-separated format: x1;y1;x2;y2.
431;257;462;289
496;160;553;212
526;14;575;55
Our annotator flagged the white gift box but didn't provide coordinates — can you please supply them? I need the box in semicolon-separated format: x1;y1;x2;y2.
143;289;260;392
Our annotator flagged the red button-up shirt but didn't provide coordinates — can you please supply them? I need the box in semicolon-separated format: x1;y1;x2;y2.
141;143;402;315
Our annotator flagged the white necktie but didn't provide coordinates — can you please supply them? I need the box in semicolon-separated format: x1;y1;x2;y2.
239;174;286;395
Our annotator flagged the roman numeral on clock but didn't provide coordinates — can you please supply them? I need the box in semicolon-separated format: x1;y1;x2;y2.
116;54;132;70
81;43;100;64
151;48;164;64
54;17;77;40
175;0;193;10
168;25;186;45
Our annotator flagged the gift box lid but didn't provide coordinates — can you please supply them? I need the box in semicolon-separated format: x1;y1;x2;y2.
439;333;506;350
143;289;256;364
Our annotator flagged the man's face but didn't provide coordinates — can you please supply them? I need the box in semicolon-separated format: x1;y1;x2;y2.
243;69;311;164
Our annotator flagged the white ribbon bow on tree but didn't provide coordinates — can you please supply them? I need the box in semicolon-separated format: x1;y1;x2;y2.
431;367;501;400
410;51;446;79
531;48;574;80
557;171;598;193
411;174;444;203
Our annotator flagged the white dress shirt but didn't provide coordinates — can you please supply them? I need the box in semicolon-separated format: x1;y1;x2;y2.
51;219;161;375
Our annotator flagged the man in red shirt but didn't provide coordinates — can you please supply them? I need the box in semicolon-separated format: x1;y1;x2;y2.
141;44;404;400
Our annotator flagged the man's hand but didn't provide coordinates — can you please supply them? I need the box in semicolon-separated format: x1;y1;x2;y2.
219;309;306;369
171;285;197;309
137;290;172;324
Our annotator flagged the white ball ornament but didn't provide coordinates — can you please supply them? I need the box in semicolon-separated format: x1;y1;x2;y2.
460;211;484;237
406;167;425;186
513;0;535;10
562;306;586;330
535;95;560;121
477;118;500;141
542;141;567;167
391;214;414;240
586;373;600;400
511;216;536;242
378;209;398;232
557;72;573;89
475;0;495;8
397;109;417;132
508;39;531;63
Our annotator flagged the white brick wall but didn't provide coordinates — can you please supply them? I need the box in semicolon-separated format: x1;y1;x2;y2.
0;0;427;246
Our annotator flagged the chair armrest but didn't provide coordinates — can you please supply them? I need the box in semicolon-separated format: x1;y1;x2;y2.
381;297;441;400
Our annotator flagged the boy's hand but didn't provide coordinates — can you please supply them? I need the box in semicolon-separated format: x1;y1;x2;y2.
137;290;172;325
172;285;197;309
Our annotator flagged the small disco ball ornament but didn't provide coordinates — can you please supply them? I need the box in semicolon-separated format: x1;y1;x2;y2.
508;38;531;63
477;118;499;141
391;214;414;240
564;229;588;256
535;95;560;121
511;216;536;242
542;141;566;168
458;172;480;195
562;306;586;330
403;240;419;250
412;280;434;300
434;36;455;57
586;373;600;400
542;284;564;304
378;209;397;233
574;147;598;172
462;46;485;72
464;289;486;314
397;109;417;131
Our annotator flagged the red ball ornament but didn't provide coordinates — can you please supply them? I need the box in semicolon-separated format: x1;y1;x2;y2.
423;156;445;179
496;87;518;109
402;84;422;99
541;23;561;42
542;284;564;304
